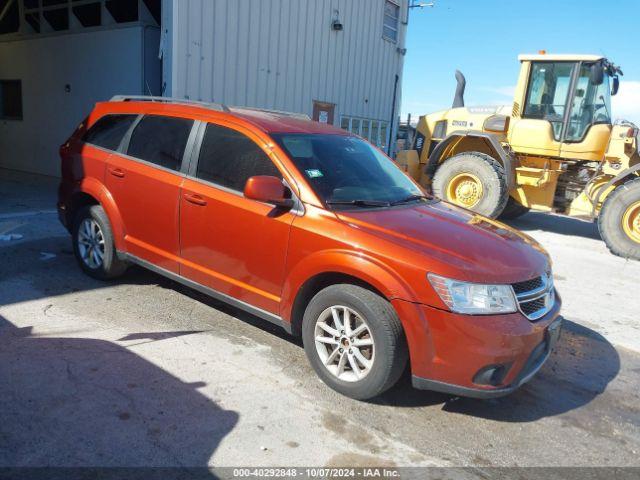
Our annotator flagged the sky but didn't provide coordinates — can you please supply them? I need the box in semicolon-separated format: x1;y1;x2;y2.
400;0;640;125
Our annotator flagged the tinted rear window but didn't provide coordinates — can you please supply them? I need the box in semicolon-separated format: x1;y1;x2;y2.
82;114;137;151
127;115;193;171
196;123;282;191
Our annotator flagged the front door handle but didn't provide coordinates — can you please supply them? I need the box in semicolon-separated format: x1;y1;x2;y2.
183;193;207;206
108;167;125;178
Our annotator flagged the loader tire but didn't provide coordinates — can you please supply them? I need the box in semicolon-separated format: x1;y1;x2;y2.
432;152;509;218
499;197;530;220
598;178;640;261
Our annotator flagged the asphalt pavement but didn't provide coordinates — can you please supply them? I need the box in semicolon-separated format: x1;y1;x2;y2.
1;168;639;470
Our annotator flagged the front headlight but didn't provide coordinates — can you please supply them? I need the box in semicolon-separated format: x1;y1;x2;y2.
427;273;517;315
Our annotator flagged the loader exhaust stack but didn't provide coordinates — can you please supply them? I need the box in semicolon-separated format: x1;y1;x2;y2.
452;70;466;108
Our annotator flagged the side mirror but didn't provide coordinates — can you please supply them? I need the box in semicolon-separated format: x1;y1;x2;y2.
590;63;604;86
612;75;620;96
244;175;294;209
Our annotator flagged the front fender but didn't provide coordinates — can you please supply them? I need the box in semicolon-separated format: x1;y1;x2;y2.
280;249;419;321
75;177;126;251
280;249;432;373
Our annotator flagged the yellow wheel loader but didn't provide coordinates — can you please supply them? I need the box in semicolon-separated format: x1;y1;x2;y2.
397;53;640;260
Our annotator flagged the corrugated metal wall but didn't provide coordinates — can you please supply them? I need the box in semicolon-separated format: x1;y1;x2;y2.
164;0;407;128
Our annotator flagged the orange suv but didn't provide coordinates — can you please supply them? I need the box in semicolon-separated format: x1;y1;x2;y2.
58;96;562;400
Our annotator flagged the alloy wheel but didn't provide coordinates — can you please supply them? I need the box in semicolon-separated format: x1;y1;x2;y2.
314;305;375;382
77;218;105;269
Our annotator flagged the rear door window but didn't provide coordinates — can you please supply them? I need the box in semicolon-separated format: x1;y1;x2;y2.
82;114;137;151
127;115;194;171
196;123;282;191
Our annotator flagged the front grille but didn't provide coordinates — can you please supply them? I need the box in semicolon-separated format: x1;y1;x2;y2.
512;277;543;295
511;273;554;321
520;296;547;316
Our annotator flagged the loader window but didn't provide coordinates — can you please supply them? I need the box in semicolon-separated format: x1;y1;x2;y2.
564;64;612;142
523;62;574;141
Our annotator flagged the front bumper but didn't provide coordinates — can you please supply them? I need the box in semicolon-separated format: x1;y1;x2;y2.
392;296;562;399
412;315;563;398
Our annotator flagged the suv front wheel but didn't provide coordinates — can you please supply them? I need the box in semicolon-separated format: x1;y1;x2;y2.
72;205;128;280
302;284;407;400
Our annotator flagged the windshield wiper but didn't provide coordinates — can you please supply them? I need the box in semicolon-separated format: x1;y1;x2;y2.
326;199;391;208
390;194;430;206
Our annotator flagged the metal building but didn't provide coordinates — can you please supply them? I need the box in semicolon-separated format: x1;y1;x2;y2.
0;0;408;177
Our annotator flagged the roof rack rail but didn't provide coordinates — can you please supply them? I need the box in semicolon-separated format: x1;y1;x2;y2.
109;95;230;112
231;106;311;120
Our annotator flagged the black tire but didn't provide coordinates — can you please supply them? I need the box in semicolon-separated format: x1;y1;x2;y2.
432;151;509;218
499;196;530;220
302;284;408;400
72;205;128;280
598;178;640;261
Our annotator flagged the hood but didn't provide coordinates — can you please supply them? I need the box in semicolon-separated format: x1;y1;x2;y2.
336;200;550;284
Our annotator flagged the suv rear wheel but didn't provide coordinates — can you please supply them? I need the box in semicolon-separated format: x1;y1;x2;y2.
72;205;128;280
302;284;407;400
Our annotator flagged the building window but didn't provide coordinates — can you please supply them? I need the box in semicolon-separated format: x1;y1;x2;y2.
380;123;389;150
0;0;20;34
73;3;102;28
371;120;379;146
105;0;139;23
340;115;389;150
0;80;23;120
43;7;69;31
383;0;400;43
3;0;159;38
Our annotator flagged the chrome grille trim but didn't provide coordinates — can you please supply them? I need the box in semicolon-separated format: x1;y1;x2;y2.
511;273;555;321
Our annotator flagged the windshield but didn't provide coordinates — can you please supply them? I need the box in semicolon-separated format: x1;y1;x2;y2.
272;134;423;208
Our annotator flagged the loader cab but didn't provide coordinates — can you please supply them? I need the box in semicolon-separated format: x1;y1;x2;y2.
508;54;620;161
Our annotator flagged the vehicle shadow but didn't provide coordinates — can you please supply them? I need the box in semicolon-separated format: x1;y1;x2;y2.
127;266;303;347
504;211;602;240
0;314;238;471
375;319;620;422
0;233;297;351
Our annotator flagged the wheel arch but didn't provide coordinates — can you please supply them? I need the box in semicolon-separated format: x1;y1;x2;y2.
69;178;126;251
287;272;388;337
66;191;99;228
427;131;516;190
281;251;418;337
595;163;640;208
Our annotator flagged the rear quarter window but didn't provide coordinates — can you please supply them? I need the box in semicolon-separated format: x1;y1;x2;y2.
82;114;138;151
127;115;193;171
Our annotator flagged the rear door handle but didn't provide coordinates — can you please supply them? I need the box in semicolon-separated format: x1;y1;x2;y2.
108;167;125;178
183;193;207;206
